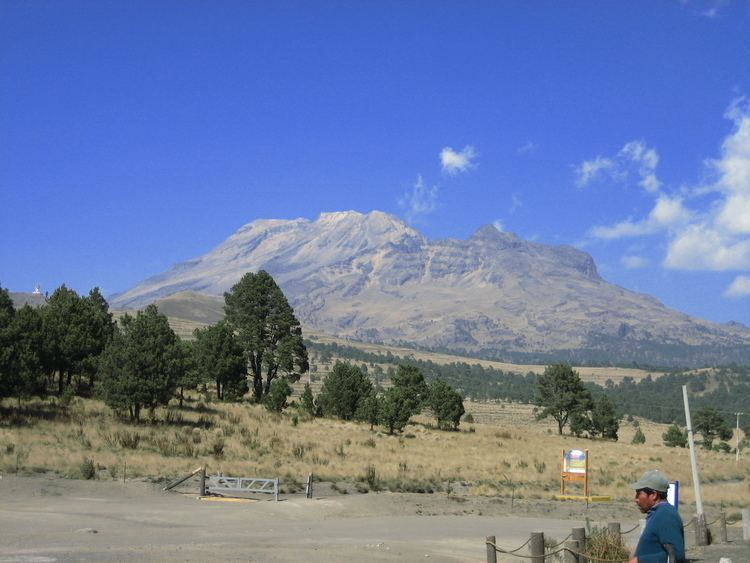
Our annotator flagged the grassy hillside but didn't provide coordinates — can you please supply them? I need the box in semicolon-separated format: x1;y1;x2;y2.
1;395;747;509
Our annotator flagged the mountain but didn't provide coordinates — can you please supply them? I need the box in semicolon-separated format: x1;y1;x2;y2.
9;292;47;308
111;210;750;367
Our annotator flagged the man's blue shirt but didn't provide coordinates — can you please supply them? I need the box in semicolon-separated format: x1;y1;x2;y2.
634;501;685;563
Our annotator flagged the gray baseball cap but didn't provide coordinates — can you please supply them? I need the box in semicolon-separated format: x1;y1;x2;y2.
630;470;669;492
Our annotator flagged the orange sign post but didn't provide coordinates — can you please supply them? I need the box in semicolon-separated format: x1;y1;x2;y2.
558;449;610;502
560;448;589;497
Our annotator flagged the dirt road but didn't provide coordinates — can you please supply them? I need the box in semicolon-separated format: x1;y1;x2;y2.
0;475;745;562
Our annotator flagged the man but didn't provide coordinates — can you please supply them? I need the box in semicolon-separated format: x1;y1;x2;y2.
629;470;685;563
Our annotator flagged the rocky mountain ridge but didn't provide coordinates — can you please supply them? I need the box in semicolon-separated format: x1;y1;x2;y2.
111;210;750;367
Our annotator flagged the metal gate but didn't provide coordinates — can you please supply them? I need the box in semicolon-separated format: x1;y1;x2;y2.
205;475;279;501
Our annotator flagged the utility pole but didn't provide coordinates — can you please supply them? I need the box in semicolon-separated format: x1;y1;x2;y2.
736;412;744;463
682;386;703;515
683;385;708;546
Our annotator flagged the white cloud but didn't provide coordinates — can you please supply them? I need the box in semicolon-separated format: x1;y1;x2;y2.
724;275;750;298
575;140;662;192
664;98;750;270
621;255;649;269
584;101;750;279
650;195;692;226
398;175;438;222
665;224;750;270
575;156;615;187
440;145;477;174
492;220;504;232
590;195;691;240
591;219;653;240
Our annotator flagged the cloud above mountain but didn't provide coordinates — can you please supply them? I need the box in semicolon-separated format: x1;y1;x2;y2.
577;98;750;301
398;175;438;222
440;145;477;174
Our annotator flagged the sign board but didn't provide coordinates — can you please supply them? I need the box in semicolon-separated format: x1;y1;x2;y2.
667;481;679;508
563;449;587;473
560;449;589;497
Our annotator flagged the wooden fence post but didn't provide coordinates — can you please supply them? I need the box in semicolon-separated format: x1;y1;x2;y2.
695;513;709;546
486;535;497;563
564;539;579;563
743;508;750;541
607;522;621;536
718;512;727;544
572;527;586;563
200;466;206;496
306;473;313;499
530;532;545;563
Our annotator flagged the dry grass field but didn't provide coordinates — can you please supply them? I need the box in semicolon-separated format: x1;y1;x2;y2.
1;395;747;511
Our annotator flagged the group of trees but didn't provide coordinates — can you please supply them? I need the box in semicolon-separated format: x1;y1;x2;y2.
661;407;735;451
0;285;115;401
0;271;309;422
97;271;309;421
532;364;744;449
310;362;464;434
2;272;464;434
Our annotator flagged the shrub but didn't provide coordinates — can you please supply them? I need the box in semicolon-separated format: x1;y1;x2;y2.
362;437;377;448
263;379;292;413
662;424;688;448
584;527;629;562
463;413;475;424
116;430;141;449
632;427;646;444
80;457;96;480
210;437;225;458
292;443;306;459
363;464;381;491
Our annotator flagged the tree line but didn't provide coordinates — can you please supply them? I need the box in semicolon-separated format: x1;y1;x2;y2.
0;272;466;434
0;272;309;420
309;342;750;446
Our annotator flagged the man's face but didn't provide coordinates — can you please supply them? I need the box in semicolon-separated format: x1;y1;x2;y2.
634;488;659;513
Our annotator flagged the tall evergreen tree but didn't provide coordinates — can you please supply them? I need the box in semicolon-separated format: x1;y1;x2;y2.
318;361;372;420
11;305;45;399
76;288;115;393
427;379;464;430
98;305;184;422
693;407;732;449
590;395;619;440
391;364;429;414
224;271;308;401
534;364;593;434
0;286;20;399
379;386;417;434
192;320;247;400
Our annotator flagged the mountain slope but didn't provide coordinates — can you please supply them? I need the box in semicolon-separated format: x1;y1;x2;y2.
111;210;750;366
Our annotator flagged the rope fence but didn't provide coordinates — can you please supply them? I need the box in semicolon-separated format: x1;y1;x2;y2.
618;523;640;535
486;509;746;563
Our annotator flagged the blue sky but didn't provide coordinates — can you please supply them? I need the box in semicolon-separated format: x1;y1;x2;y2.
2;1;750;325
